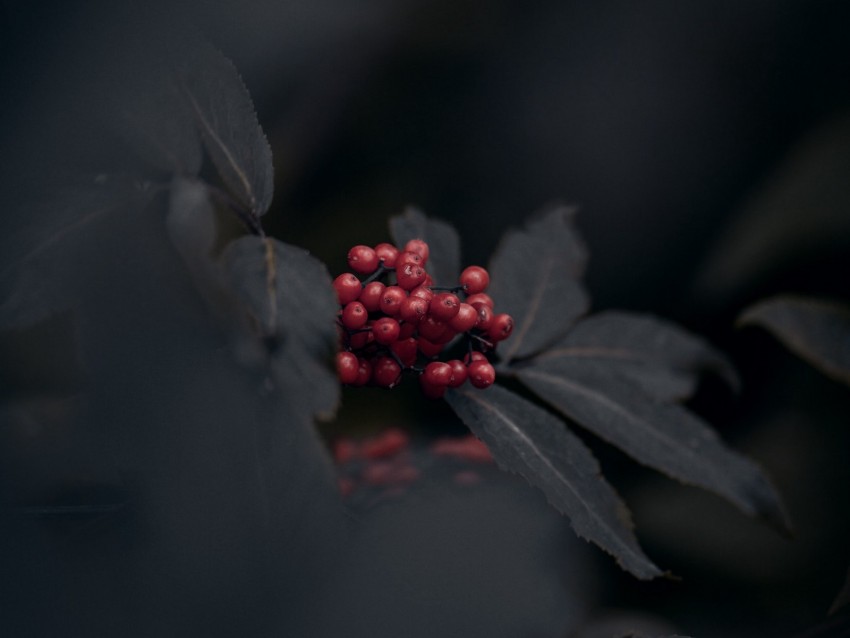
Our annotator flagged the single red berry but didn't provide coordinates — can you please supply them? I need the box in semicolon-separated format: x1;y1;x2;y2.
336;351;360;384
374;242;399;268
448;302;478;332
333;437;360;464
463;351;488;365
372;317;401;345
446;359;468;387
433;324;458;344
410;285;434;304
396;251;424;268
361;428;409;459
422;273;434;288
398;322;416;340
419;376;447;399
459;266;489;294
353;357;373;386
404;239;430;264
349;329;374;350
429;292;460;322
398;295;429;324
396;263;426;290
379;286;407;315
417;337;444;358
465;292;494;309
359;281;386;313
473;303;494;331
341;301;368;330
487;313;514;342
467;360;496;389
372;355;403;387
423;361;453;386
333;273;362;305
347;245;380;274
390;337;418;367
418;315;448;342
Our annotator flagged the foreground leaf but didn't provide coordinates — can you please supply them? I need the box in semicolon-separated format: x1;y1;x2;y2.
389;207;462;286
739;295;850;387
517;365;791;534
445;384;663;579
180;43;274;217
222;236;339;418
487;207;589;363
527;311;739;401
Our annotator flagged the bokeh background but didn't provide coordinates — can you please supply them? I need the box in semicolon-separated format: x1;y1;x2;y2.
2;1;850;636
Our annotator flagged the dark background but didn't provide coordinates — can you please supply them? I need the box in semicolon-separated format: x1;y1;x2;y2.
2;1;850;636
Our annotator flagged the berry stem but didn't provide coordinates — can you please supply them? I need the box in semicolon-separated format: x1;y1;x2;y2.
362;263;391;285
428;285;465;293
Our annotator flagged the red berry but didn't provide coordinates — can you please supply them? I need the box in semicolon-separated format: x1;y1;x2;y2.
390;337;418;367
429;293;460;322
333;437;360;464
446;359;468;387
348;328;374;350
396;250;424;268
398;322;416;340
347;245;380;274
341;301;368;329
361;428;409;459
336;351;360;384
372;317;401;345
372;356;402;387
487;313;514;342
473;303;494;331
419;377;447;399
404;239;430;264
449;303;478;332
398;295;429;324
374;242;399;268
466;292;494;309
396;263;426;290
410;285;434;303
434;324;458;344
379;286;407;315
459;266;489;294
463;351;487;365
333;273;362;305
418;315;447;342
467;360;496;389
417;337;444;358
353;357;372;386
423;361;453;386
359;281;386;313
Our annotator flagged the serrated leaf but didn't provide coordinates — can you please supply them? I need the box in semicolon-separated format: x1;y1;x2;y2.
0;177;155;330
221;236;339;418
488;207;589;363
739;295;850;387
180;43;274;217
527;311;739;401
445;384;663;579
389;207;462;286
517;365;791;534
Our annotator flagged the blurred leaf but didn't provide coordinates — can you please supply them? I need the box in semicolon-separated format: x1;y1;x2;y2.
830;563;850;615
739;295;850;387
0;177;155;330
180;43;274;218
527;311;739;401
517;365;791;535
445;384;663;579
488;207;589;363
222;236;339;418
166;178;217;261
389;207;462;286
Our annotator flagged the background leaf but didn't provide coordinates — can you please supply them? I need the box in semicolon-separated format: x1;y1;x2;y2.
526;311;739;401
222;236;340;418
389;207;462;287
738;295;850;387
517;364;791;534
180;43;274;217
487;206;589;363
445;384;663;579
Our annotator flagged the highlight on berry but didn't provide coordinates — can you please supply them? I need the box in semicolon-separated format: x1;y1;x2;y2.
333;238;513;398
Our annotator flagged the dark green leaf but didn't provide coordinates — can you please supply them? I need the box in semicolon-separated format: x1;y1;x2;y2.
389;207;462;287
517;365;791;534
739;295;850;387
526;311;739;401
488;207;589;363
180;43;274;217
221;236;339;418
445;384;663;579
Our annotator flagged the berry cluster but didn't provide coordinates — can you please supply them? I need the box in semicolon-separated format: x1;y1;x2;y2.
333;239;513;398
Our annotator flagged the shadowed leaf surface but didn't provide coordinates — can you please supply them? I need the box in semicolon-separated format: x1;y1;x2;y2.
517;365;791;534
487;207;589;363
180;43;274;217
389;207;462;287
739;295;850;387
445;384;663;579
527;311;739;402
222;236;340;418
